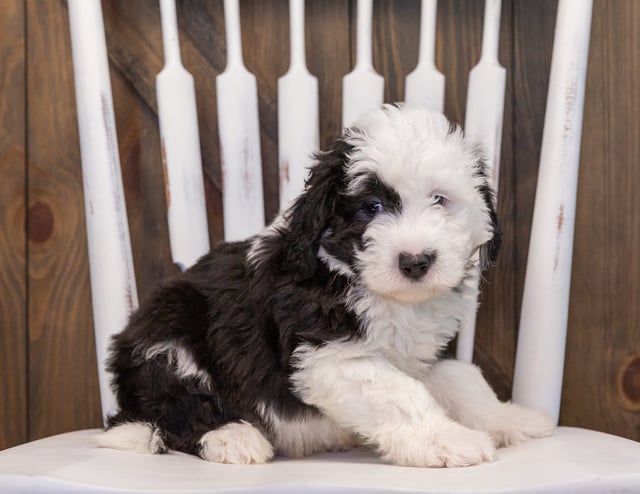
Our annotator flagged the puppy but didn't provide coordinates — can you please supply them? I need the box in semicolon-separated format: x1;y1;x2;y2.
98;104;554;467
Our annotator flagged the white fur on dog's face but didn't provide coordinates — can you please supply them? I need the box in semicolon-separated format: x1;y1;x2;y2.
337;106;495;303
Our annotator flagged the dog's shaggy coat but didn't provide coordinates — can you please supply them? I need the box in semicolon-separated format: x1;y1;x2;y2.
99;105;554;467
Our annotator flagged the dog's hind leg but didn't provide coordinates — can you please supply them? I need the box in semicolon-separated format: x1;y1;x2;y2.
197;421;274;464
96;421;166;454
98;417;274;464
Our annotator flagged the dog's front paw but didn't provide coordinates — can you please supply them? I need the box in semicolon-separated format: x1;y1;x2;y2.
381;422;495;468
486;403;555;447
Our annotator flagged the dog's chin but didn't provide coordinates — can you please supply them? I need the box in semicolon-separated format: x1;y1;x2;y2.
369;282;447;305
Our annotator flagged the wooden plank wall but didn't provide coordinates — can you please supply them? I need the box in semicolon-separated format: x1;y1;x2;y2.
0;0;638;450
0;0;27;450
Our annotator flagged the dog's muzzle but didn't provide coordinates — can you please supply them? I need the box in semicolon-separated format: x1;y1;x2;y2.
398;252;435;280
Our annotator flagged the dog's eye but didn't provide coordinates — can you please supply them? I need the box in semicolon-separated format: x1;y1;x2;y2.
365;201;384;215
432;194;449;207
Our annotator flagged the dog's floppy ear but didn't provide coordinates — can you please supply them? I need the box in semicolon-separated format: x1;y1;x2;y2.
468;148;502;272
478;180;502;272
282;138;352;280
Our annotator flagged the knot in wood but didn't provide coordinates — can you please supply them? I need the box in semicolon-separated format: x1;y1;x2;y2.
28;201;54;244
619;355;640;410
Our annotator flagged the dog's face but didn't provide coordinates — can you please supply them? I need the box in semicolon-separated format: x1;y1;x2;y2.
283;105;500;303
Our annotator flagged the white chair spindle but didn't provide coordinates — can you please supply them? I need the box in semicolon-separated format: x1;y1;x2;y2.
342;0;384;127
512;0;594;424
457;0;506;363
217;0;265;240
405;0;444;113
156;0;210;271
67;0;139;424
464;0;506;187
278;0;319;209
455;272;481;363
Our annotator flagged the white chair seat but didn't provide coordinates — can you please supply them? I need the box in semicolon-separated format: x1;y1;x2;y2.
1;427;639;493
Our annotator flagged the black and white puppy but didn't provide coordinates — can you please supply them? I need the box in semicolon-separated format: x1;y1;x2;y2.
98;104;554;467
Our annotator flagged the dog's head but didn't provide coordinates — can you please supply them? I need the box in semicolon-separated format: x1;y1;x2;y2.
281;104;501;303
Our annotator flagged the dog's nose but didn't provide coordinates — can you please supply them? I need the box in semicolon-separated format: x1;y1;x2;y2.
398;252;434;280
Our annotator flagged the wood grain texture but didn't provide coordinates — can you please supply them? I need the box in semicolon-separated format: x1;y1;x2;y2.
438;0;482;127
372;0;420;104
0;0;27;451
469;0;517;403
26;0;102;439
306;0;351;149
3;0;638;446
562;0;640;439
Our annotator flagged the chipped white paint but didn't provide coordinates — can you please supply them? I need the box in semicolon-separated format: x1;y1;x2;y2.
157;0;210;270
277;0;319;210
342;0;384;128
217;0;265;241
457;0;506;363
513;0;593;424
404;0;444;113
68;0;139;424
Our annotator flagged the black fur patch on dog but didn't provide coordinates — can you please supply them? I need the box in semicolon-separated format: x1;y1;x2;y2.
107;144;362;456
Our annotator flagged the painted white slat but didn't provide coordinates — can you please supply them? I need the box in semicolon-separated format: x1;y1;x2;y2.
457;0;506;363
67;0;139;424
278;0;319;210
455;266;482;363
342;0;384;128
157;0;210;271
464;0;506;188
512;0;593;424
405;0;445;113
217;0;265;241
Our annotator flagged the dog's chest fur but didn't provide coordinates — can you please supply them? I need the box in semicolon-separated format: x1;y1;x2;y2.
348;287;464;378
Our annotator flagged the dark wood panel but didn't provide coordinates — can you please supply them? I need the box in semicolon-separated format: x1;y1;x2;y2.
563;0;640;439
26;0;102;439
438;0;483;127
0;0;27;451
373;0;420;104
306;0;351;149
